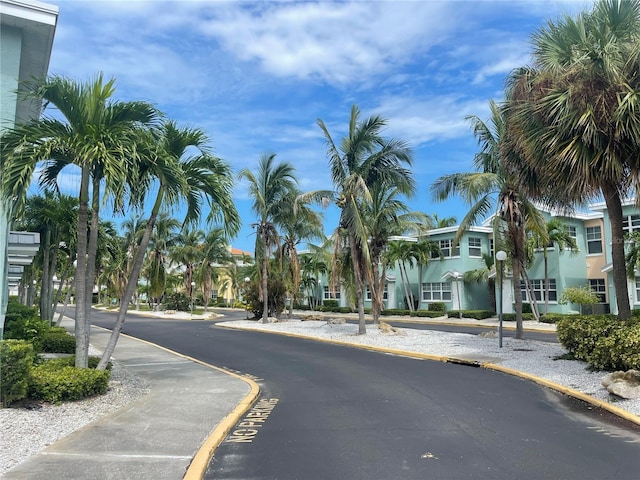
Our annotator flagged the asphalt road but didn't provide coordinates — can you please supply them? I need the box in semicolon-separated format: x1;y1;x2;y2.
87;308;640;480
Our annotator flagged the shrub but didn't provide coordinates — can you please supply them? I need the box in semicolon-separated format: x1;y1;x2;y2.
381;309;411;316
447;310;494;320
538;314;568;324
0;340;35;407
427;302;446;312
501;313;535;322
322;299;339;309
3;316;50;351
29;365;110;404
411;310;447;318
38;355;111;370
40;331;76;354
162;292;191;312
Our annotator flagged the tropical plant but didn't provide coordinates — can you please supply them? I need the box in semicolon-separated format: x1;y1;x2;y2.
505;0;640;320
463;252;496;313
97;121;239;370
198;228;232;312
0;74;159;368
432;100;546;338
239;153;297;323
302;105;414;334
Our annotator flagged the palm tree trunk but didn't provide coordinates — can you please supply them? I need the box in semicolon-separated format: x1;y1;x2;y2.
399;262;411;311
55;279;73;327
603;184;632;320
98;190;164;370
416;263;423;311
348;233;366;334
521;269;540;322
40;229;51;323
371;259;382;325
74;167;91;369
261;231;269;323
82;177;101;363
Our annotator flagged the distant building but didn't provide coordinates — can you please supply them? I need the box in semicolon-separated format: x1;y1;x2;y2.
310;201;638;316
0;0;58;332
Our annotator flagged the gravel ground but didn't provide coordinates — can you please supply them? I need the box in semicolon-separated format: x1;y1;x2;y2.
2;319;638;476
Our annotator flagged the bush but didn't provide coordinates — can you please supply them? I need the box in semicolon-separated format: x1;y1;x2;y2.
427;302;446;312
411;310;447;318
381;309;411;316
3;315;50;351
447;310;495;320
322;299;339;308
539;313;570;324
29;365;110;404
162;292;191;312
38;355;111;371
40;331;76;354
0;340;35;407
501;313;535;322
556;315;639;370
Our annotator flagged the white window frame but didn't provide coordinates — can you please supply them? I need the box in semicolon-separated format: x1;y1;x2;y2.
433;239;460;258
623;214;640;234
366;284;388;301
588;279;606;303
520;279;557;303
468;237;482;257
323;286;341;300
422;282;452;301
586;226;603;255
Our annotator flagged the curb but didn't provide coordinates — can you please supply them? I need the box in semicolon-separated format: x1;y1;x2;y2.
217;322;640;427
91;326;261;480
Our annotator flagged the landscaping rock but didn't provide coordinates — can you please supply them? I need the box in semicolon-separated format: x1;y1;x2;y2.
379;321;406;336
327;318;346;325
601;370;640;399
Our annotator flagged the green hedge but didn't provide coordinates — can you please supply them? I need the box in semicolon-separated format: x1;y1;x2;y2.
501;313;535;322
410;310;447;318
427;302;446;312
381;309;411;316
556;315;640;371
29;364;110;404
38;355;111;370
322;299;339;308
447;310;495;320
1;340;35;407
40;331;76;354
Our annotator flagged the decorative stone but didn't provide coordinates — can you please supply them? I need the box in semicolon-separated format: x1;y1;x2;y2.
327;318;346;325
378;321;406;336
601;370;640;399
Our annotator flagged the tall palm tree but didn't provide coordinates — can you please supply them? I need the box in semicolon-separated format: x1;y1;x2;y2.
432;100;545;338
97;122;239;370
302;105;414;334
432;214;457;229
385;240;417;311
506;0;640;320
276;190;324;318
145;212;181;309
17;191;77;323
198;228;232;312
411;237;442;311
463;252;496;313
527;218;578;314
239;153;297;323
1;74;158;367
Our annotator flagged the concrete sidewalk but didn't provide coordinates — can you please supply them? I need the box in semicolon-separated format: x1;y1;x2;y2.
3;321;254;480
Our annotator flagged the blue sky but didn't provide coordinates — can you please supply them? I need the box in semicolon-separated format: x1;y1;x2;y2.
44;0;590;253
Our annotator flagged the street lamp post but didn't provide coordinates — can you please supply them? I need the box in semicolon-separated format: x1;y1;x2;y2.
244;277;250;319
496;250;507;348
190;281;195;318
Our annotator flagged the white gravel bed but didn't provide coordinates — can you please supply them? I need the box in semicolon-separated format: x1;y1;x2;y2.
223;319;640;418
0;349;150;476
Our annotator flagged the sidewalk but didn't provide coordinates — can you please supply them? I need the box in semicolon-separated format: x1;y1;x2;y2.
3;319;254;480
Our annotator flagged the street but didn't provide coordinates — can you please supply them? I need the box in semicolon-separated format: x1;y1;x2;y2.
88;308;640;479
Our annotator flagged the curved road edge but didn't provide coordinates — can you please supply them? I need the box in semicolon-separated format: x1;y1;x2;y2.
94;326;262;480
216;322;640;427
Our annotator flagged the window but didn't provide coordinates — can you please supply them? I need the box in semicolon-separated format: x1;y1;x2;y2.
211;290;218;299
432;239;460;258
586;226;603;254
564;225;577;239
422;282;452;301
489;239;494;257
520;279;557;302
468;237;482;257
623;214;640;233
589;279;606;303
323;286;341;300
636;278;640;303
366;285;388;301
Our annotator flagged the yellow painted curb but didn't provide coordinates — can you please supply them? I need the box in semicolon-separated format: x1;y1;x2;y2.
217;322;640;427
91;326;261;480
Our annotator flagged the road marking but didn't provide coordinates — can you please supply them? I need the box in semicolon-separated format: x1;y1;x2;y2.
225;398;279;443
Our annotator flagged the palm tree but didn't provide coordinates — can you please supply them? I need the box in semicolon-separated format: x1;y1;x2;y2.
432;100;546;339
17;191;77;323
385;240;417;311
199;228;232;312
239;153;297;323
145;213;181;310
97;121;239;370
411;237;442;311
276;190;324;318
0;74;159;367
302;105;414;334
527;218;578;314
505;0;640;320
432;214;457;229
